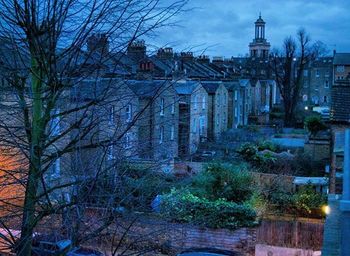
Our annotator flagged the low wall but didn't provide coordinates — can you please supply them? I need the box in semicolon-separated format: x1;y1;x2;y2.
255;244;321;256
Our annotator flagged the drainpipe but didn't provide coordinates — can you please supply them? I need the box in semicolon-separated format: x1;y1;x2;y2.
340;129;350;256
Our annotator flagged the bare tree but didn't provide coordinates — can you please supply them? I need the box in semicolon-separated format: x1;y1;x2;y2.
0;0;187;255
270;29;318;127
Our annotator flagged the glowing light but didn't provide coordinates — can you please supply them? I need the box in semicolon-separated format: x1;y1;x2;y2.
322;205;330;215
304;106;309;111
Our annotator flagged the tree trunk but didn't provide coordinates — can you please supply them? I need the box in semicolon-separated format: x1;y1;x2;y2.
17;58;43;256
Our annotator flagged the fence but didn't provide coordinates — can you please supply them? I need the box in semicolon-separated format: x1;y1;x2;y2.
256;219;324;250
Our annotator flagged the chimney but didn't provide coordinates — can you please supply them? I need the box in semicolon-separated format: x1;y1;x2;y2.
180;52;194;62
197;55;210;64
87;33;109;55
127;40;146;62
212;56;224;67
157;47;174;60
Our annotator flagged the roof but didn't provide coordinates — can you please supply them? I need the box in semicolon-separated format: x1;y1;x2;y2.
333;53;350;65
223;81;240;91
174;81;201;95
331;80;350;123
201;81;222;94
126;80;168;97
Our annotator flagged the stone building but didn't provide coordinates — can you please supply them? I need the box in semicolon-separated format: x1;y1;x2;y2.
201;81;229;141
224;79;251;128
174;80;208;156
333;53;350;82
249;14;270;59
301;57;333;108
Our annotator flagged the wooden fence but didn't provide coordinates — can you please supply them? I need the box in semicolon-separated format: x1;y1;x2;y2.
256;219;324;250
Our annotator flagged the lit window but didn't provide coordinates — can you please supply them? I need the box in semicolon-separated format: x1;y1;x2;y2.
303;95;308;102
202;96;206;110
303;70;308;77
234;90;238;101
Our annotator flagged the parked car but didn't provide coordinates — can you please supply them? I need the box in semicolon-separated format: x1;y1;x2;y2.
32;239;72;256
67;247;104;256
177;248;244;256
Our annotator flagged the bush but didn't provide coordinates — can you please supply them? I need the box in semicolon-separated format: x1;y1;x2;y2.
160;189;257;229
190;163;254;203
236;143;258;160
305;116;327;136
293;185;327;216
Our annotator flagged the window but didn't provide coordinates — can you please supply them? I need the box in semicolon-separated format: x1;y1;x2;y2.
193;95;198;110
303;95;308;102
160;98;165;116
224;93;227;105
202;96;206;110
51;108;60;136
325;70;330;77
336;65;345;72
160;126;164;143
234;107;238;118
52;158;60;177
126;104;132;122
324;80;329;88
324;96;328;103
109;105;115;124
216;114;219;126
125;133;131;148
171;97;175;114
316;69;320;78
170;125;175;140
107;145;114;160
223;112;226;124
234;90;238;101
303;70;308;77
192;118;197;133
199;117;205;135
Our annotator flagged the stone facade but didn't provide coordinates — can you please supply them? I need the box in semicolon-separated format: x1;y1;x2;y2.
301;57;333;108
175;81;208;156
201;81;229;141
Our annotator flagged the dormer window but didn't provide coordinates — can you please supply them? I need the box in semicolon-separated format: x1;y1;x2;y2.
160;98;165;116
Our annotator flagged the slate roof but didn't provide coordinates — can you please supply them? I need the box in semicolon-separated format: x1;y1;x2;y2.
126;80;167;97
201;81;222;94
174;81;201;95
331;80;350;123
223;81;240;92
333;53;350;65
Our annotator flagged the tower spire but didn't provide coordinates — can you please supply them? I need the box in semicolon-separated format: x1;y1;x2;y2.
259;11;261;19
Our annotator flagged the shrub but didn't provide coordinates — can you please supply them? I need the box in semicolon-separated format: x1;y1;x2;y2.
160;189;257;229
190;163;254;203
305;116;327;136
257;140;277;152
236;143;258;160
292;185;327;215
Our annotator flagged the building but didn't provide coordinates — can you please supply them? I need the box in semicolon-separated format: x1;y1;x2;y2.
249;14;270;59
333;53;350;82
201;81;229;141
301;57;333;108
174;80;208;156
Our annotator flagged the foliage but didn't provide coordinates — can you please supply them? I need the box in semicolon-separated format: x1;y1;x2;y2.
305;116;327;136
190;163;254;203
292;185;327;215
236;143;258;161
160;189;257;229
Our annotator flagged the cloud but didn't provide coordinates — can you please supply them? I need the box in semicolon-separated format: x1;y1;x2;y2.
150;0;350;56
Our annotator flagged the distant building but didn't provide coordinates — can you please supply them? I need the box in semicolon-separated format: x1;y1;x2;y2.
201;81;229;141
249;14;270;59
301;57;333;108
333;53;350;82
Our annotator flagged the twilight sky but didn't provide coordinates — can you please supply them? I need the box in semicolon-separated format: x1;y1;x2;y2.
151;0;350;57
